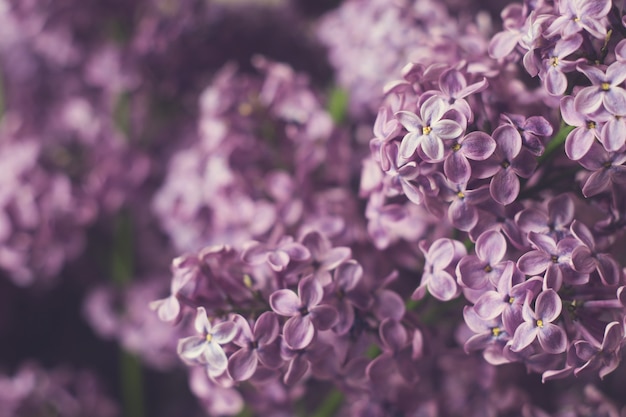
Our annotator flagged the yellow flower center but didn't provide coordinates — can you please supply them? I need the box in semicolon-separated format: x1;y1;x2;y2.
536;319;544;328
573;16;580;22
422;125;432;135
601;82;611;91
206;333;213;343
508;296;515;304
451;143;461;152
550;57;559;67
457;191;465;199
586;121;596;129
491;327;502;337
484;265;493;273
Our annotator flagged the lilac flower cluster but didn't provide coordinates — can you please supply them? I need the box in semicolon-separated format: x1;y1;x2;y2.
5;0;626;416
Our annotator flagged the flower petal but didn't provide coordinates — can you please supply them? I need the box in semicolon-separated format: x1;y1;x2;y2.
228;349;258;381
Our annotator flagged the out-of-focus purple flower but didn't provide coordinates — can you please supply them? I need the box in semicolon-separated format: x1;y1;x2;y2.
509;289;567;354
296;230;351;286
227;312;282;381
177;307;237;377
413;238;466;301
325;260;371;335
573;321;624;379
269;276;338;350
366;318;420;382
242;236;311;272
395;96;464;161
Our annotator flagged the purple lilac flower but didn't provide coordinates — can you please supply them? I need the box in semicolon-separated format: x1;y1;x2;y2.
413;238;466;301
177;307;238;377
325;260;371;335
473;261;543;334
473;124;537;205
517;231;588;290
366;318;419;383
269;275;338;350
578;142;626;198
539;34;583;96
515;193;575;239
560;95;605;160
574;62;626;116
227;312;282;381
570;220;622;286
573;321;624;379
509;289;567;354
443;131;495;184
462;306;509;365
395;96;464;161
457;230;509;290
544;0;612;40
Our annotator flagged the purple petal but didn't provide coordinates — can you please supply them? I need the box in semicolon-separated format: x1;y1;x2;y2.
493;125;522;160
597;254;621;286
420;134;445;161
489;30;521;59
571;246;596;274
299;276;323;308
380;318;408;352
457;256;492;290
334;300;355;335
449;198;478;231
203;342;229;372
444;152;471;183
566;128;595;160
150;296;180;323
439;68;466;96
574;86;603;114
395;110;423;133
475;291;507;320
600;117;626;151
322;247;352;271
517;251;551;275
212;321;238;344
601;321;623;351
580;0;611;18
510;322;538;352
282;241;312;262
310;304;338;330
228;349;258;381
461;131;496;160
375;289;406;321
537;323;567;354
490;169;520;205
582;169;610;197
465;333;496;353
335;260;363;291
194;307;212;335
427;238;455;269
283;315;315;350
528;232;558;254
257;340;283;369
284;355;309;385
476;230;507;264
428;270;459;301
253;312;280;345
399;131;422;159
232;315;254;347
535;289;562;323
177;336;206;361
420;96;447;124
548;194;575;228
432;119;464;140
270;289;301;316
545;68;568;96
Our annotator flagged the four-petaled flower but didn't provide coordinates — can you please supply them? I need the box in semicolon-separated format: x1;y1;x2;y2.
510;289;567;354
270;275;338;350
177;307;238;377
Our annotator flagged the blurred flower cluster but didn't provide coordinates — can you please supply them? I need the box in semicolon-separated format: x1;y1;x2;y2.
3;0;626;416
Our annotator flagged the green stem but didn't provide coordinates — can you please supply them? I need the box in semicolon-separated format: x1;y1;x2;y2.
327;87;349;125
112;211;144;417
537;124;574;165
